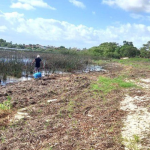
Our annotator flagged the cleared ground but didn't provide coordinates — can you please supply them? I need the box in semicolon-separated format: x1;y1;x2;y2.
0;60;150;150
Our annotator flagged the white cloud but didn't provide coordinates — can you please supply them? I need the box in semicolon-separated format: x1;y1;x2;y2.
130;13;143;19
0;26;7;32
0;12;24;24
130;13;150;21
10;0;56;10
11;2;35;10
102;0;150;13
1;11;150;48
69;0;86;9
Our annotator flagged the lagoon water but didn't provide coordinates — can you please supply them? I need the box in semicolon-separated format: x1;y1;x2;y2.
0;65;104;86
0;76;32;86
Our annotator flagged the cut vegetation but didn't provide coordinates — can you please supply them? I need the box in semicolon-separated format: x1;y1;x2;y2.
0;58;150;150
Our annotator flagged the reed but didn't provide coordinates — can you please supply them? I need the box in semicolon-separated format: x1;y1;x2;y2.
0;49;92;80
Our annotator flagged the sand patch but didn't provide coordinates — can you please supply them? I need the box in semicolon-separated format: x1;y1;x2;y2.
121;94;150;149
10;108;31;122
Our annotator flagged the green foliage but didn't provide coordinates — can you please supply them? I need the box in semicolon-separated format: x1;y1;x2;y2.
87;41;141;58
0;59;24;79
119;45;140;57
2;37;150;59
139;47;150;58
91;76;136;95
114;57;150;63
133;135;140;143
0;96;12;110
0;49;91;81
0;38;26;49
1;136;5;143
123;41;133;46
142;41;150;50
113;58;150;71
123;135;140;150
67;100;75;113
88;42;119;58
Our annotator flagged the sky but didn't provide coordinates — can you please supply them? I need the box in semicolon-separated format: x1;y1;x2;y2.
0;0;150;49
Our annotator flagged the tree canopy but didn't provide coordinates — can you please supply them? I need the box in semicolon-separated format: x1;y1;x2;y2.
1;38;150;58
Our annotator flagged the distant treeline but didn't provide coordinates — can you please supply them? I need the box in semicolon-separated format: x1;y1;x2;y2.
0;39;81;52
1;38;150;58
82;41;150;58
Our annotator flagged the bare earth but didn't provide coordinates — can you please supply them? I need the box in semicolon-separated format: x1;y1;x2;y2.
0;62;150;150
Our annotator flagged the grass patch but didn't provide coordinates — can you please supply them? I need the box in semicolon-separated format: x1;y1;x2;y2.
113;58;150;63
67;100;75;116
0;96;12;127
0;96;12;111
123;135;141;150
91;76;136;95
113;58;150;70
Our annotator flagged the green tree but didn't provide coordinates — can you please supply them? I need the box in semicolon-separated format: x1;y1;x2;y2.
100;42;119;57
142;41;150;50
88;42;119;58
59;46;65;49
88;46;103;56
123;41;133;46
120;45;139;57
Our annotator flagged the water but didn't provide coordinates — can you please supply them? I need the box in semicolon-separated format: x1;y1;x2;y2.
83;65;104;72
0;65;103;86
0;76;32;86
0;58;32;63
0;47;29;51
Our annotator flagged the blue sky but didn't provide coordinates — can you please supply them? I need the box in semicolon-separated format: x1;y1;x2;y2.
0;0;150;49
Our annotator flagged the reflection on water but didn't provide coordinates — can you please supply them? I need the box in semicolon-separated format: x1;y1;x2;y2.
0;65;104;86
0;76;32;86
83;65;103;72
0;58;32;63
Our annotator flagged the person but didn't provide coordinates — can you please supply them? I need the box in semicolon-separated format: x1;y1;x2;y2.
32;55;43;72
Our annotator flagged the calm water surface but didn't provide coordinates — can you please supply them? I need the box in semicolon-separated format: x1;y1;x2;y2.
0;65;104;86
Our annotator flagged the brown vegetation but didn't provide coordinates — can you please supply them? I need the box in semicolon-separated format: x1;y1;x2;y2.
0;61;150;150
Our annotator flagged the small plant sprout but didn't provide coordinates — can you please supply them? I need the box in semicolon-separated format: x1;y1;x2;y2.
0;96;12;110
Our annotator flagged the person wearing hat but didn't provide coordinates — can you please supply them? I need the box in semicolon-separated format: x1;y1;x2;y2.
32;55;43;72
